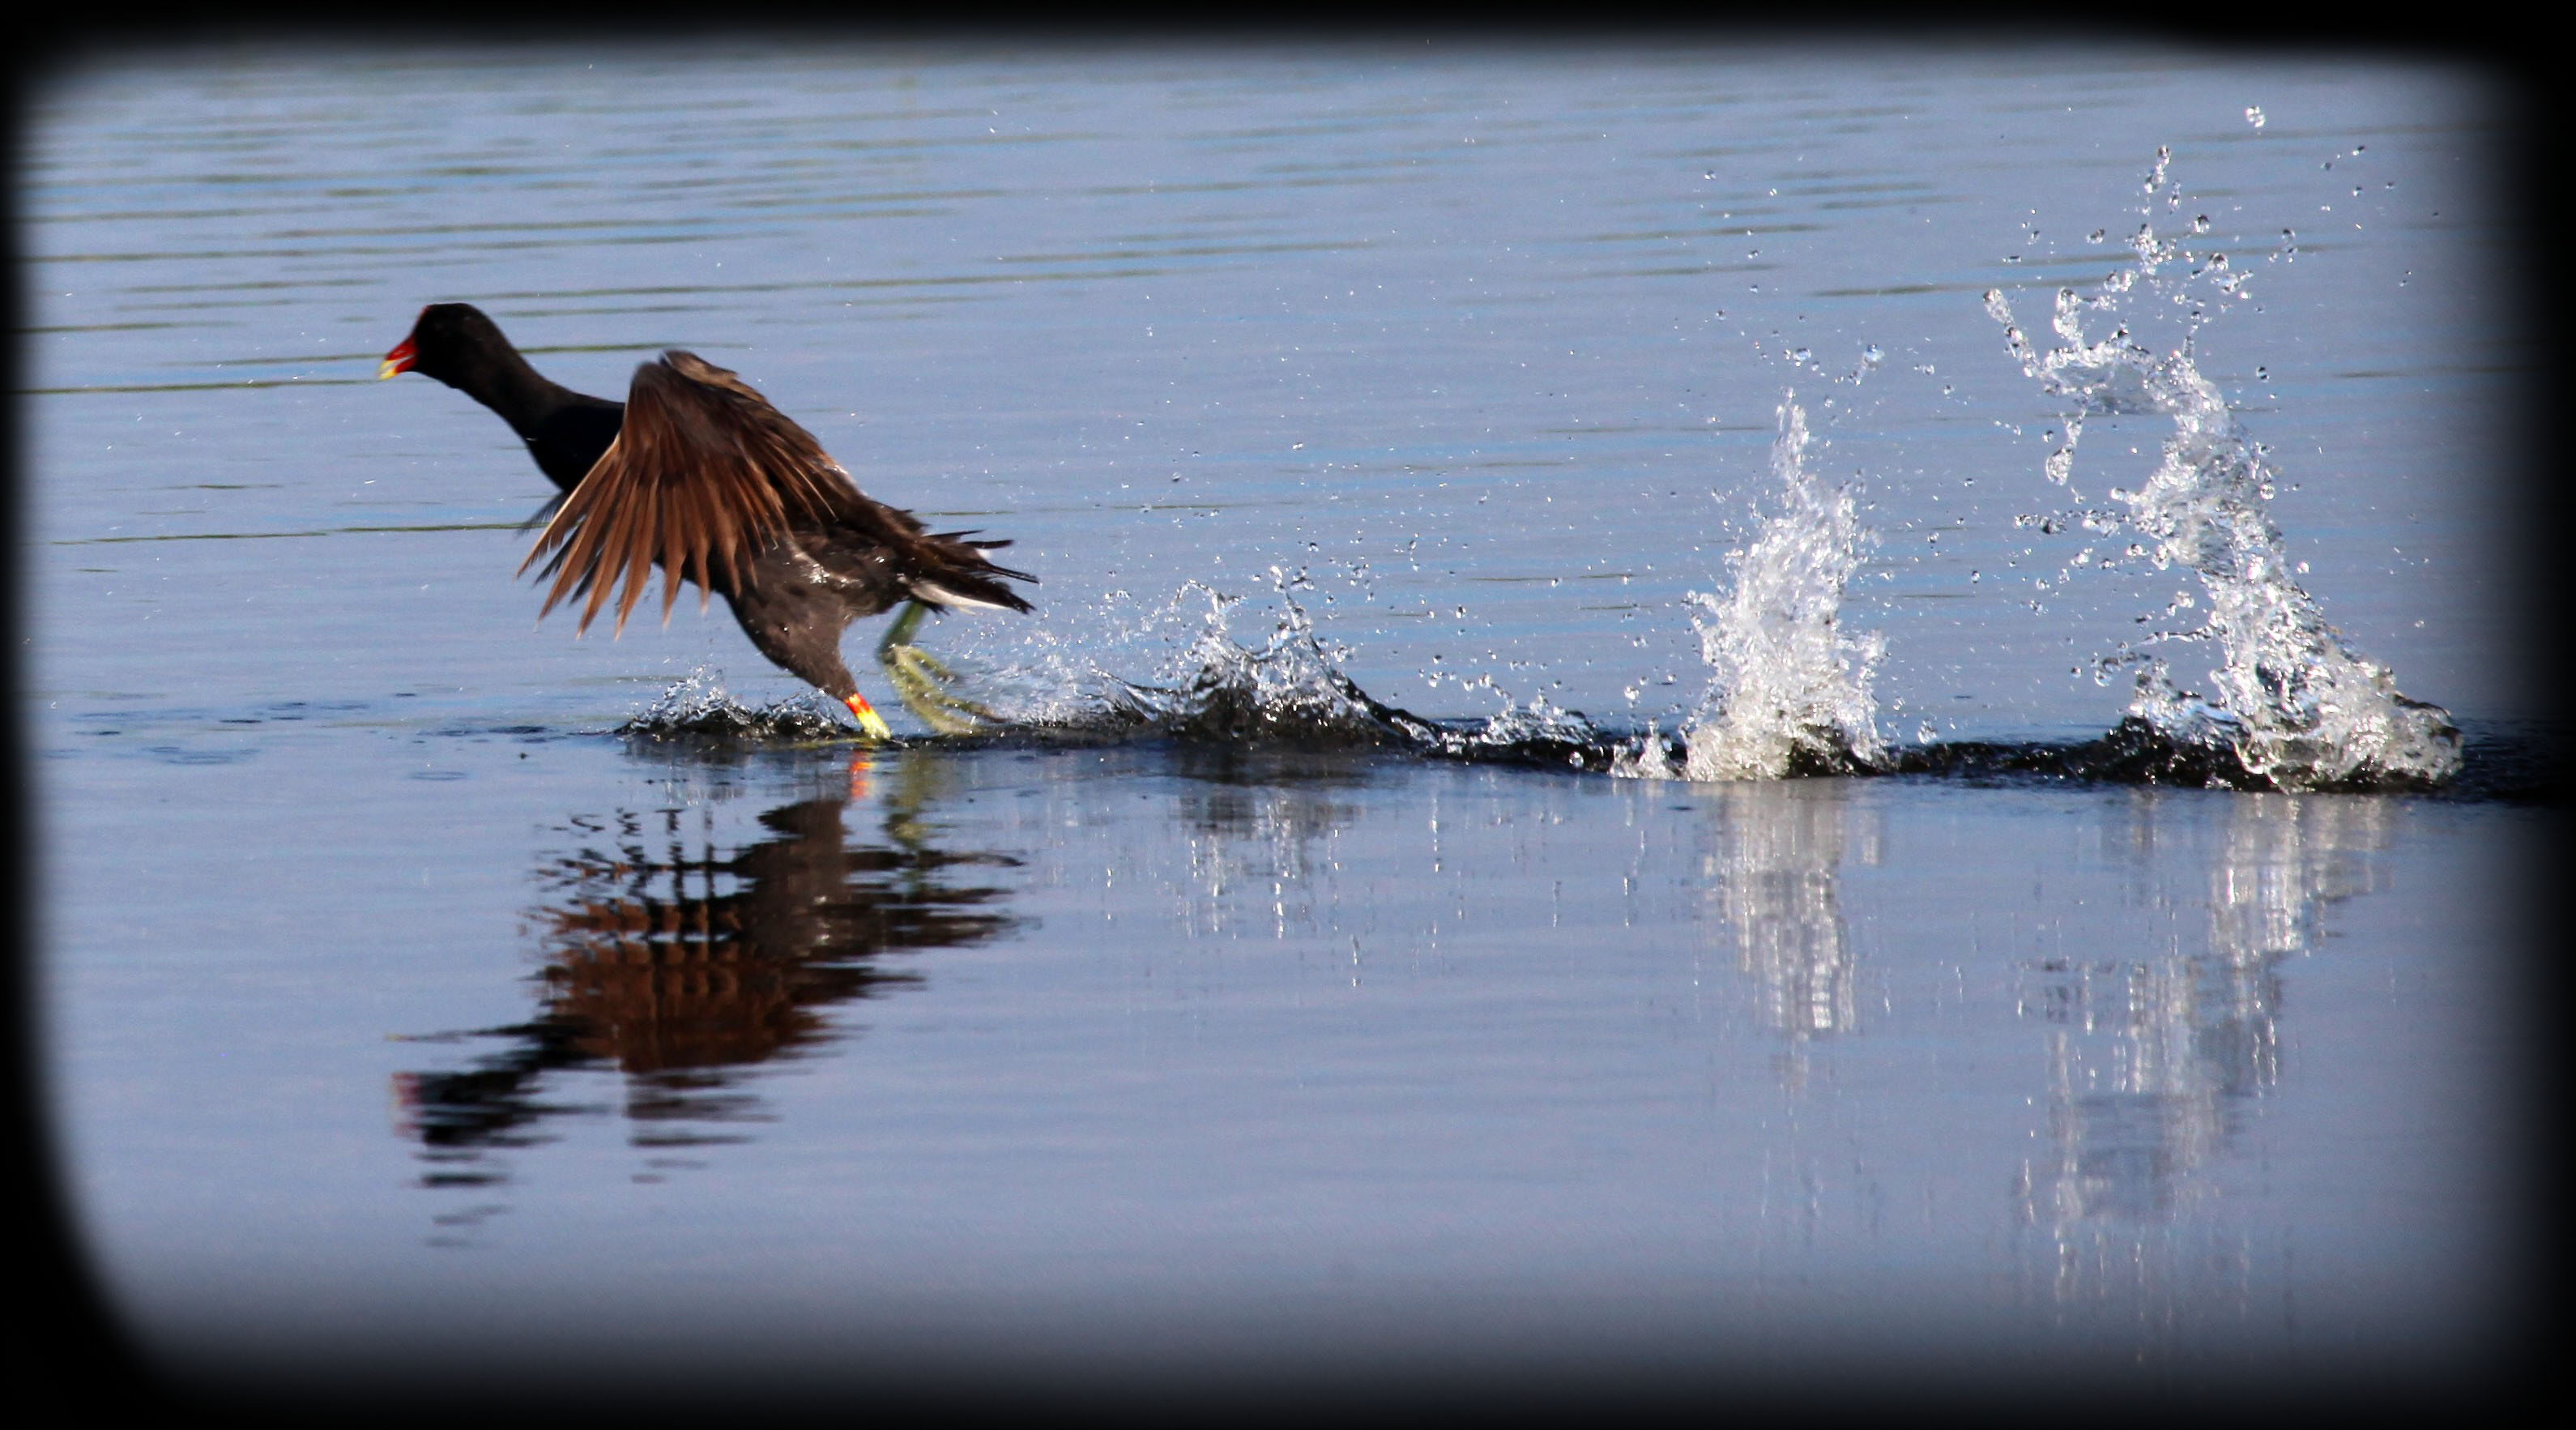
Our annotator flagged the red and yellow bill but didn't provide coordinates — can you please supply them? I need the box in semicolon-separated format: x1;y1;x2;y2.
843;692;893;741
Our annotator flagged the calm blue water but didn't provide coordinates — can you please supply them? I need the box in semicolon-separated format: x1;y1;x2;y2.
25;45;2533;1402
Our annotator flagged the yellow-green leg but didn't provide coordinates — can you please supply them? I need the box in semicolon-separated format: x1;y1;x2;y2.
876;600;1000;735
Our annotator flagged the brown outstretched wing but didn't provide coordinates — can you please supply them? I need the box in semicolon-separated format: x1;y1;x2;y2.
519;350;862;635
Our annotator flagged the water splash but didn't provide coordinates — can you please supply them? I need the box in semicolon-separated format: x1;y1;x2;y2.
619;667;853;741
1985;148;2461;790
1098;575;1401;743
985;571;1618;762
934;573;1384;744
968;398;1891;780
1619;395;1887;781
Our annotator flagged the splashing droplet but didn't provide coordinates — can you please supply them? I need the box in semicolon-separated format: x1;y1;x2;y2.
1984;156;2460;790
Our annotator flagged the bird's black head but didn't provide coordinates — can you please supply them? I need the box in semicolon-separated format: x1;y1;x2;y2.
379;302;519;390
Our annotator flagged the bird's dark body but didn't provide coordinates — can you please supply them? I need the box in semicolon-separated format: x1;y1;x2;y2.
389;304;1030;706
736;541;892;701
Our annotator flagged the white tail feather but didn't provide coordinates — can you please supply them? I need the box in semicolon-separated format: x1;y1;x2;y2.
907;581;1007;612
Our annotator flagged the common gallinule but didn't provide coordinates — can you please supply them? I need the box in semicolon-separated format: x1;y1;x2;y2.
381;303;1033;736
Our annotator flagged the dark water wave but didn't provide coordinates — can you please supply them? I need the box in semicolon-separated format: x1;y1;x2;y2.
616;664;2556;804
1883;718;2557;805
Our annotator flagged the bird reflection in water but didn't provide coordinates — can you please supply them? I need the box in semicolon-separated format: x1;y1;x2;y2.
391;751;1022;1194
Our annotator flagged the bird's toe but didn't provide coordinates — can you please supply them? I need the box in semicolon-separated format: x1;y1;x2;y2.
884;643;996;736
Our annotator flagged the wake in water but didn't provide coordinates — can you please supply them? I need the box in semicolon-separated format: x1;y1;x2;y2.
1984;147;2462;791
621;149;2493;796
621;574;1626;769
966;572;1620;766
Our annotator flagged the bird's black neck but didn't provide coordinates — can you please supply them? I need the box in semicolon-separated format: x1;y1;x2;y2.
434;348;599;443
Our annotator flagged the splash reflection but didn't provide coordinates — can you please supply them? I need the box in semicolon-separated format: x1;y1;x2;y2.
392;754;1023;1196
1704;785;1878;1054
2016;794;2394;1236
1165;745;1371;944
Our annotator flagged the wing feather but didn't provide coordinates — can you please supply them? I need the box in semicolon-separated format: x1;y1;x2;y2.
519;351;864;636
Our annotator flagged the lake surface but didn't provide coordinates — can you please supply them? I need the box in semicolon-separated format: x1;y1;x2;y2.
23;43;2540;1405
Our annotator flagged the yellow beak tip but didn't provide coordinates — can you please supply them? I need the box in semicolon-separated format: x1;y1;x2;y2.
844;697;892;741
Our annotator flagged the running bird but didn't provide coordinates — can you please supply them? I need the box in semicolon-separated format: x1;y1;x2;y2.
381;303;1033;736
